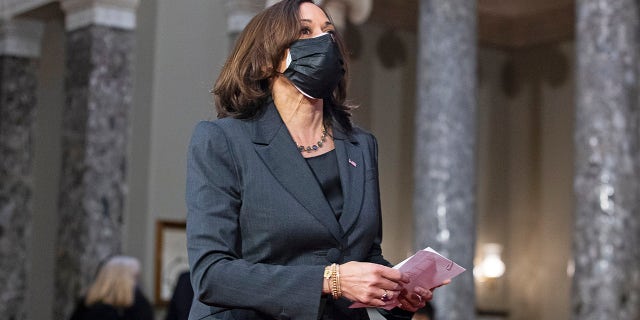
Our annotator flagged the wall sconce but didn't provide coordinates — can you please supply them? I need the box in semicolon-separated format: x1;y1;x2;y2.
474;243;506;282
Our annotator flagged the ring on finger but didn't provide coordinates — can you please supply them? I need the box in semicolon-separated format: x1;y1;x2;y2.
415;293;423;303
381;290;391;302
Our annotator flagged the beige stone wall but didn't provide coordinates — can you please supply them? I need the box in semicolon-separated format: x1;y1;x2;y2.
348;24;418;265
29;19;65;320
126;0;230;303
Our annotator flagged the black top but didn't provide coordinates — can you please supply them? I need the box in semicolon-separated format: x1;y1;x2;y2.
69;287;154;320
165;271;194;320
306;150;344;219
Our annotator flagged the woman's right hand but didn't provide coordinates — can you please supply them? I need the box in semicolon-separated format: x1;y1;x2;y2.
337;261;409;307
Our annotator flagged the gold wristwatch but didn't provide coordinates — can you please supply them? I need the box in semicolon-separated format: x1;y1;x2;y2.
324;265;333;279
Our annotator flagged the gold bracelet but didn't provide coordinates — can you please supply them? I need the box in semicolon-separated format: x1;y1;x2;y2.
330;263;341;299
336;264;342;298
330;264;337;299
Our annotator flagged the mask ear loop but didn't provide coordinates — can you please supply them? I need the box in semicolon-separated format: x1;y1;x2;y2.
285;49;292;69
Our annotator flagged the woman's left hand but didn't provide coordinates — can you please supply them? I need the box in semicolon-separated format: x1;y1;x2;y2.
395;287;432;312
396;279;451;312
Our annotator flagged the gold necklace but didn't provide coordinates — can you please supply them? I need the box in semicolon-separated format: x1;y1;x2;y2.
297;126;327;153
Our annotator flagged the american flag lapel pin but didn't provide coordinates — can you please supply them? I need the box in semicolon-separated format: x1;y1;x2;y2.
348;159;357;167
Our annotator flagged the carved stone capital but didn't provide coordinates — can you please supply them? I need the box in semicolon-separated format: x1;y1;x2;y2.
0;19;45;58
60;0;140;31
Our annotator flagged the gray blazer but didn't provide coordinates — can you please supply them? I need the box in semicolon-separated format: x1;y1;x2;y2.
186;101;394;320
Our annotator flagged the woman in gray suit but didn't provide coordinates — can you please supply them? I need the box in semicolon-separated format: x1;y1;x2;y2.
186;1;441;319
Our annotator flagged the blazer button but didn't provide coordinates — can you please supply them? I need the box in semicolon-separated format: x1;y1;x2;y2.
327;248;341;263
279;312;291;320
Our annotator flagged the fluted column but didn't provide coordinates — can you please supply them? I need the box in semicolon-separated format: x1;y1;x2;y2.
572;0;640;319
413;1;477;319
54;0;139;318
0;18;44;320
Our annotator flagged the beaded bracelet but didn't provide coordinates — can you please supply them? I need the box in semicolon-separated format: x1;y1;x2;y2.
335;264;342;298
324;263;342;299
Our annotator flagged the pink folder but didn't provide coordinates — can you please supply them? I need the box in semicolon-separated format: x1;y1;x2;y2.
350;247;466;310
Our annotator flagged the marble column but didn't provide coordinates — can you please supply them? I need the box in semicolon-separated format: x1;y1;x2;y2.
572;1;640;319
0;18;44;320
54;1;139;319
413;1;477;319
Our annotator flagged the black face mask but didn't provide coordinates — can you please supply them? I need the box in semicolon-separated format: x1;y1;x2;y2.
283;33;345;99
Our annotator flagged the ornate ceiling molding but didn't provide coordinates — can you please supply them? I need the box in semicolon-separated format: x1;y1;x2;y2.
265;0;373;31
324;0;372;29
369;0;575;48
478;2;574;48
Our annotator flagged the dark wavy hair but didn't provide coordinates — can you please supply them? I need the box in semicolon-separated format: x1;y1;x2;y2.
212;0;353;132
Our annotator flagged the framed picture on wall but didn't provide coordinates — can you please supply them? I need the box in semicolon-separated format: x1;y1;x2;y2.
154;220;189;306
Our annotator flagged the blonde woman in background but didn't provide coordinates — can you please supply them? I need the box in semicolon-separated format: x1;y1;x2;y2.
69;256;154;320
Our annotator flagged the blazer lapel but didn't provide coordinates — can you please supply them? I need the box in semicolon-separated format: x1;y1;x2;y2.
333;127;365;234
252;103;343;243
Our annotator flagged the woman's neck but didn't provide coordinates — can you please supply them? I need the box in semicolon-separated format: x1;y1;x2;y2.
272;76;325;143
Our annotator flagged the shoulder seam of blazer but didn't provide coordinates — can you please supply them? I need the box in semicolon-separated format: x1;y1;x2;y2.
208;120;243;197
